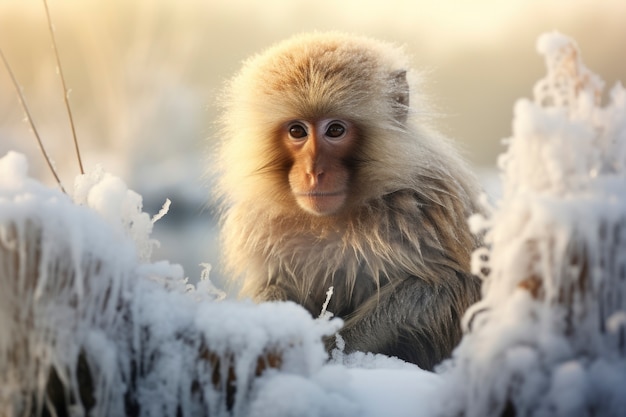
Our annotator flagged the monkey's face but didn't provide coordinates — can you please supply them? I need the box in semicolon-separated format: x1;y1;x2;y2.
282;118;356;216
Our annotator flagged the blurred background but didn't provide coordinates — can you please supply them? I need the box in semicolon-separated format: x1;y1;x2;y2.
1;0;625;286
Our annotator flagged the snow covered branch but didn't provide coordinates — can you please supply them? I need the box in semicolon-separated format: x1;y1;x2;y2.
440;32;626;417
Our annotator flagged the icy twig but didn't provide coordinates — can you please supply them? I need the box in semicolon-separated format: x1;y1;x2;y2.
151;198;171;224
0;48;66;193
318;286;334;320
43;0;84;175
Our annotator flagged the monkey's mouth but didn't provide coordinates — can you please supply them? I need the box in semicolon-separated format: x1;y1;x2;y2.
296;191;345;197
294;190;347;215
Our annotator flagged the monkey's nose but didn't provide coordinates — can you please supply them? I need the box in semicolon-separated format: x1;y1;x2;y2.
307;169;324;187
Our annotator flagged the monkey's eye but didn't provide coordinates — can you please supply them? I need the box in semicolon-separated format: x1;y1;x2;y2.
325;122;346;138
288;123;308;139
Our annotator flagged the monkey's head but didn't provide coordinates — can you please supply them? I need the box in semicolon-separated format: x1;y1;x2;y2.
218;32;425;217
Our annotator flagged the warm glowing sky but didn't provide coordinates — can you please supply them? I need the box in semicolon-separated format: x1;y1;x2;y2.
1;0;625;173
212;0;626;50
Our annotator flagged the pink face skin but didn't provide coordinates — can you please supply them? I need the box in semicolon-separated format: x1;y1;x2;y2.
282;118;356;216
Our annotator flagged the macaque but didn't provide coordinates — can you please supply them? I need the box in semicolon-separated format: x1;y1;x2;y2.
215;32;482;371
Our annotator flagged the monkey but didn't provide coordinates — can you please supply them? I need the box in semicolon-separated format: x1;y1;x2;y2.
214;32;483;371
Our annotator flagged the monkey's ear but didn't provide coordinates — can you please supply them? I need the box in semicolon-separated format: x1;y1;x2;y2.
390;70;409;124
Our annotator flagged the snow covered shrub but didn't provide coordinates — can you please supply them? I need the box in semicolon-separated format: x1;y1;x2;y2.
0;152;340;416
439;32;626;417
0;152;138;416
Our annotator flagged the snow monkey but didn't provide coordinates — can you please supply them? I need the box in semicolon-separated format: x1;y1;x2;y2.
215;32;483;370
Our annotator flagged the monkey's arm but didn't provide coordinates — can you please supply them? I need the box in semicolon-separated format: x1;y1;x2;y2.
330;272;480;371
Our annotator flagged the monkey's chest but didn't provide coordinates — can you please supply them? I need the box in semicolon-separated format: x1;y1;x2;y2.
271;236;391;317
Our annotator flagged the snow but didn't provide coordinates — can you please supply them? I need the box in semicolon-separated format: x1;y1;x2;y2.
1;31;625;416
73;164;159;262
347;368;443;417
439;31;626;417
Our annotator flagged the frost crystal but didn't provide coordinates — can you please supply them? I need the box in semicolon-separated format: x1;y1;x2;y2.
440;32;626;417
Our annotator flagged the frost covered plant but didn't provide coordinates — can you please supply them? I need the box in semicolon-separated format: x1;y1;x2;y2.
440;32;626;417
0;152;341;417
0;152;141;416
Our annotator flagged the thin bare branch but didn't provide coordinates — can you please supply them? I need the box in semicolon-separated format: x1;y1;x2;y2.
0;47;66;193
43;0;84;175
